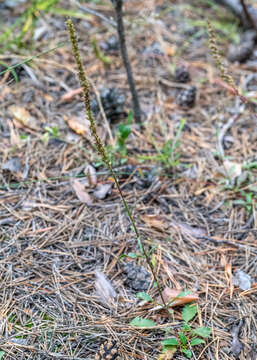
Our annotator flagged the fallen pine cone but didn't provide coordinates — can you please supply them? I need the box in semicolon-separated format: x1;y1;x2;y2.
176;86;196;108
174;65;191;83
95;340;120;360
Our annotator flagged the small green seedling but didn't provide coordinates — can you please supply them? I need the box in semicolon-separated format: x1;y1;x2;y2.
120;243;157;261
218;161;257;215
139;118;186;169
129;291;211;359
91;38;111;65
100;110;133;166
42;126;60;144
162;304;211;359
115;110;133;160
233;190;256;215
0;61;19;82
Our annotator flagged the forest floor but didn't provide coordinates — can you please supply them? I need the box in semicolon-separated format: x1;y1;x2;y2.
0;0;257;359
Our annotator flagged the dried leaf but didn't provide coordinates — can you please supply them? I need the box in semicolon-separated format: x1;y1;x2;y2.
64;115;90;135
231;320;243;357
7;120;21;146
84;164;97;187
71;179;93;204
141;215;169;231
233;270;251;291
95;270;117;307
170;222;207;238
0;84;11;102
8;105;37;130
93;183;112;200
223;160;242;181
158;349;176;360
156;287;198;308
2;157;21;173
60;87;83;102
163;43;176;57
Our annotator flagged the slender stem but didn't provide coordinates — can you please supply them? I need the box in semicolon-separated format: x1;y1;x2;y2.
109;167;169;313
239;0;257;31
66;18;171;319
112;0;142;123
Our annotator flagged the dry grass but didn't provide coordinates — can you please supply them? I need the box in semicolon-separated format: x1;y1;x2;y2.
0;0;257;359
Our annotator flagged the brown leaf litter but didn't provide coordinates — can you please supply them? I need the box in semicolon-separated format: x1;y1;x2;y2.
0;0;256;359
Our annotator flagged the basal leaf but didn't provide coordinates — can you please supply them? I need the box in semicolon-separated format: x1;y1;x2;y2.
136;292;152;302
179;331;187;346
130;317;156;327
182;348;192;358
182;304;198;323
190;337;205;346
162;338;179;347
192;326;211;338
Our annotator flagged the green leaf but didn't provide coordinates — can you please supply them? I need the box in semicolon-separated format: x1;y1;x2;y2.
182;348;192;358
20;134;28;140
170;117;186;154
243;162;257;170
127;252;138;259
50;6;91;19
192;327;211;338
182;323;191;331
118;124;131;139
136;292;152;302
177;290;190;298
190;338;205;346
182;304;198;323
126;110;133;124
0;61;19;82
248;185;257;192
91;38;111;65
179;332;187;346
36;0;59;11
137;236;144;255
129;317;156;328
151;253;157;268
245;192;253;204
0;351;5;359
233;199;247;206
162;338;179;347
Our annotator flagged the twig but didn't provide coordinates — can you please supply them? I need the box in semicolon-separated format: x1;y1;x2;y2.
111;0;142;123
239;0;257;32
216;0;257;30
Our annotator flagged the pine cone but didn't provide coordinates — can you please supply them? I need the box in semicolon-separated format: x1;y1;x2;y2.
176;86;196;108
90;87;125;121
123;262;151;291
227;42;254;63
100;35;119;52
174;65;191;83
95;340;120;360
